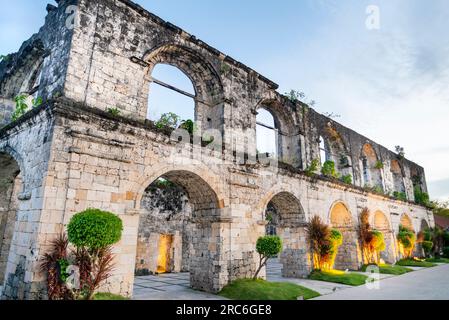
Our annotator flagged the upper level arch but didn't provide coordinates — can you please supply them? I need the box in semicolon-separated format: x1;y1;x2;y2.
400;213;414;232
360;143;383;190
143;44;224;131
255;98;301;167
329;201;354;229
319;125;353;178
390;159;406;194
373;210;391;232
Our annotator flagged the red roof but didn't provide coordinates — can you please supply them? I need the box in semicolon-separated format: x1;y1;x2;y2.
434;215;449;230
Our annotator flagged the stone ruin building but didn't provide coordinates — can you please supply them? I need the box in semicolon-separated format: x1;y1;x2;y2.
0;0;434;299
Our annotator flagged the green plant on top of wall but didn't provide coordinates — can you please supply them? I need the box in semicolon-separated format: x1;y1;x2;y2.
305;159;320;177
321;161;338;178
374;160;384;170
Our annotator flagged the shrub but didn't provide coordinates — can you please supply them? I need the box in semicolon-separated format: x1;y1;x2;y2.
321;161;337;178
359;209;386;264
11;95;42;122
414;186;430;207
40;234;73;300
155;112;180;130
340;174;352;185
107;107;121;116
325;229;343;270
179;119;197;135
374;160;384;169
397;225;416;258
422;241;434;257
306;216;343;271
443;247;449;258
305;159;320;177
67;209;123;300
393;192;407;202
253;236;282;279
68;209;123;250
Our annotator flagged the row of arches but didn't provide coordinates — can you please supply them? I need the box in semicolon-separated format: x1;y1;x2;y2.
319;131;407;195
0;151;432;295
264;195;427;271
140;44;413;201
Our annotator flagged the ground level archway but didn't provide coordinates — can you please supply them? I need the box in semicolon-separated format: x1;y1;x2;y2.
373;210;396;263
133;169;226;293
0;152;22;288
330;202;360;270
263;192;308;278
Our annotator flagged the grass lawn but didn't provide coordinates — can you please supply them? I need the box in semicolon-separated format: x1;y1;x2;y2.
93;292;129;300
219;279;320;300
361;264;413;275
309;270;368;286
425;257;449;263
396;259;437;268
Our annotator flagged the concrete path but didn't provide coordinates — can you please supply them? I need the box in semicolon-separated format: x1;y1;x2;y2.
133;272;225;300
314;263;449;300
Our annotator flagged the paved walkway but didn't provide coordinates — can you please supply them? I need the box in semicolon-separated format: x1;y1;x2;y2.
133;272;224;300
132;260;449;300
314;263;449;300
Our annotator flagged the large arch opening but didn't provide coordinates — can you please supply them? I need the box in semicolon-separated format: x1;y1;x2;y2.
330;202;360;270
133;170;223;294
147;64;195;124
373;211;396;263
263;192;307;278
319;126;353;180
255;99;301;168
256;108;278;159
400;214;414;232
0;152;22;287
390;160;406;196
144;44;224;133
360;144;383;190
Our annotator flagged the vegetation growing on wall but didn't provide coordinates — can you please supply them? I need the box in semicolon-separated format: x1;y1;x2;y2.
11;94;42;122
321;160;338;179
414;186;430;207
305;159;320;177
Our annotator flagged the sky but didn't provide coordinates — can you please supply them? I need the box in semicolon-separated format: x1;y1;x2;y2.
1;0;448;201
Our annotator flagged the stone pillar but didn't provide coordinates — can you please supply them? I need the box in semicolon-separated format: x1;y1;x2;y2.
190;220;230;293
335;228;362;271
279;227;312;278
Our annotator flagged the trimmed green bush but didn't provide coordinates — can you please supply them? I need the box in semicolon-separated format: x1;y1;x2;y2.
256;236;282;258
68;209;123;249
253;236;282;279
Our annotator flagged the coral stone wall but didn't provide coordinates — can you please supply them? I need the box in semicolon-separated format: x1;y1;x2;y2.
0;0;435;300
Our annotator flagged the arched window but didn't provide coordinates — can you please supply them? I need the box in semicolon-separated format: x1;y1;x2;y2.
147;64;195;124
390;160;405;194
319;136;327;166
360;144;383;190
256;108;278;157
